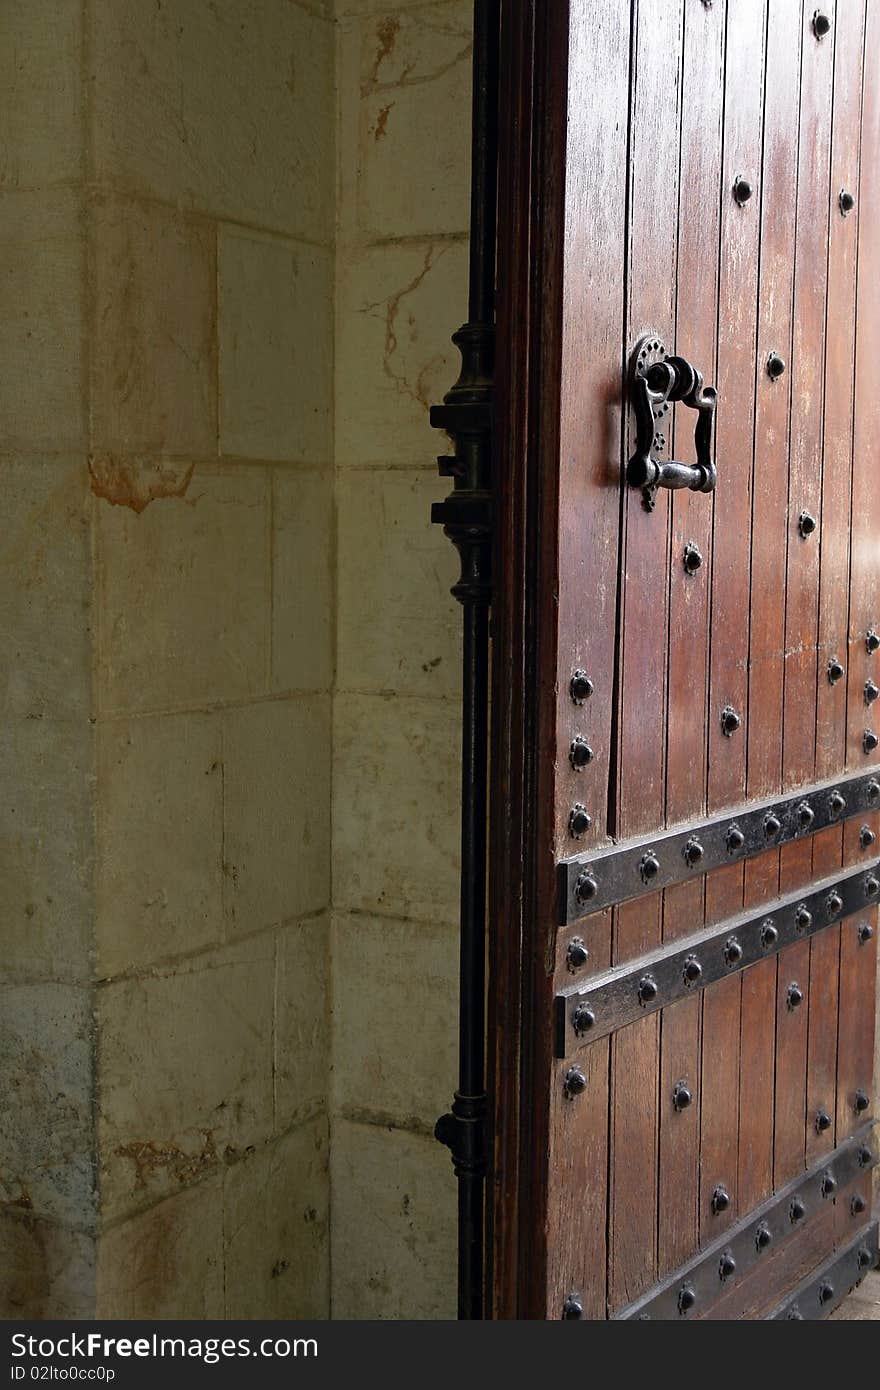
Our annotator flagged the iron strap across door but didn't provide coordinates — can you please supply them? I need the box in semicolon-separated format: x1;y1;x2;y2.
556;862;878;1057
615;1125;878;1319
769;1224;880;1320
559;766;880;925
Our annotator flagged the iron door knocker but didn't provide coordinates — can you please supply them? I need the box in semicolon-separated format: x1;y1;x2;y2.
626;334;718;510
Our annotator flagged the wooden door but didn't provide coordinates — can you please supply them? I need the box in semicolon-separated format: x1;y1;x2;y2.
491;0;878;1319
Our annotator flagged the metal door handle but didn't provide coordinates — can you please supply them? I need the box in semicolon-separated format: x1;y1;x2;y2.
626;334;717;504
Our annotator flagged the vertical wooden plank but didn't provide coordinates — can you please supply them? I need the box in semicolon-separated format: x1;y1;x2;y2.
775;0;836;1190
737;0;801;1217
700;0;766;1242
543;0;632;1321
657;0;724;1278
608;0;683;1311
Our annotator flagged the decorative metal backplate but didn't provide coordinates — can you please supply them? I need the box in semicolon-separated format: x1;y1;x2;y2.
768;1224;879;1320
556;863;878;1055
560;767;880;925
616;1128;877;1320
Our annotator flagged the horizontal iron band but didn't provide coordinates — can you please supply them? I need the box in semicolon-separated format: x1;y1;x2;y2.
560;766;880;924
615;1126;877;1320
768;1223;879;1320
555;863;879;1056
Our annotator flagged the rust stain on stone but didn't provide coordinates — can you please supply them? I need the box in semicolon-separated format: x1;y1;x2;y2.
89;455;196;514
114;1132;221;1190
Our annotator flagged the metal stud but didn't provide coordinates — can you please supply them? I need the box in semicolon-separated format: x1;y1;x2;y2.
564;1066;587;1099
818;1281;835;1306
858;921;874;944
764;812;782;838
672;1079;692;1112
829;789;847;817
867;630;880;654
569;670;594;704
869;779;880;800
683;541;704;574
733;174;753;205
812;10;831;39
839;189;856;216
575;871;597;904
721;705;741;737
569;804;592;838
562;1293;584;1320
678;1284;697;1315
866;680;879;705
787;982;804;1010
755;1223;772;1252
638;974;658;1006
572;1003;596;1036
864;873;880;899
864;729;879;753
683;955;702;986
712;1185;731;1215
798;508;817;537
640;852;660;883
719;1250;737;1280
566;937;589;971
858;1144;872;1168
570;736;594;770
815;1108;832;1133
854;1089;870;1114
851;1193;867;1217
726;824;745;852
725;937;743;966
790;1196;807;1223
798;800;815;829
787;1307;804;1320
767;351;787;381
860;824;876;849
857;1247;873;1271
683;836;704;867
826;890;843;918
821;1171;838;1198
828;657;846;684
795;904;813;932
761;920;779;949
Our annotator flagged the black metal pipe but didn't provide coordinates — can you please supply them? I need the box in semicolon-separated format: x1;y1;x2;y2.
429;0;500;1321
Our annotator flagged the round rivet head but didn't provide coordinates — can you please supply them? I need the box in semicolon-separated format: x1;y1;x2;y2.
813;10;831;38
566;937;589;971
839;188;856;216
787;982;804;1010
851;1193;868;1216
719;1251;737;1281
826;891;843;918
683;541;704;574
727;825;745;853
858;1144;872;1168
798;508;817;537
572;1004;595;1036
756;1223;772;1251
638;974;658;1006
569;804;592;838
725;937;743;966
828;657;845;684
683;956;702;986
869;779;880;800
798;801;815;829
858;921;874;944
816;1109;832;1133
818;1281;835;1306
864;873;880;899
562;1293;583;1320
712;1185;731;1215
830;789;846;816
673;1080;692;1112
790;1196;807;1223
860;824;876;849
762;920;779;949
864;730;879;753
575;871;597;905
866;681;880;706
857;1247;873;1271
722;706;741;737
684;837;704;867
570;671;594;705
867;630;880;654
640;853;660;883
787;1307;804;1320
795;904;813;932
854;1089;870;1114
822;1171;838;1198
570;736;594;770
678;1284;697;1315
733;174;753;205
564;1066;587;1099
768;351;787;381
764;813;782;839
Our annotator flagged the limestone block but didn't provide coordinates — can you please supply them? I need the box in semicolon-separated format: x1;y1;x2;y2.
0;2;82;191
335;239;467;467
0;985;94;1227
336;468;461;698
332;694;459;922
91;0;333;241
96;1177;224;1319
330;1120;455;1319
90;196;216;457
0;190;85;452
224;1117;330;1318
219;228;332;465
95;465;269;713
97;938;274;1221
1;460;91;720
96;713;224;977
0;719;93;983
223;698;331;935
275;918;330;1131
272;469;334;693
0;1212;95;1320
332;913;457;1127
